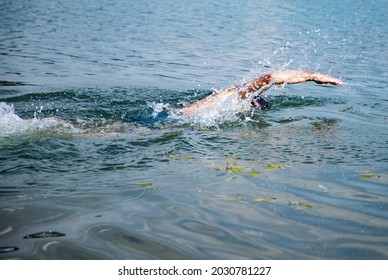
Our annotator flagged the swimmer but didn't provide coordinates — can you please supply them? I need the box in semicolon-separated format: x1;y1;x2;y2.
179;70;343;116
15;70;342;123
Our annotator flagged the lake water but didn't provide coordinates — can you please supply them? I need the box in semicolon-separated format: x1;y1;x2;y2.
0;0;387;259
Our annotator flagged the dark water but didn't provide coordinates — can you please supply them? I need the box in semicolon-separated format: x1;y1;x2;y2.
1;0;387;259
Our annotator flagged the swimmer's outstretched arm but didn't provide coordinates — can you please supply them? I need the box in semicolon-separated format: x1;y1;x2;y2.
270;70;343;86
179;70;342;116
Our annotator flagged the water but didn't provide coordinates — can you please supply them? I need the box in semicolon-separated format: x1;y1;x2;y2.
0;0;387;259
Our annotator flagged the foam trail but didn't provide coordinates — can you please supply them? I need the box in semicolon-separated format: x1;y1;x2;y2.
0;102;77;138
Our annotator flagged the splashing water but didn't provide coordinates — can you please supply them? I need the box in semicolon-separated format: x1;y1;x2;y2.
165;89;257;128
0;102;30;137
0;102;77;138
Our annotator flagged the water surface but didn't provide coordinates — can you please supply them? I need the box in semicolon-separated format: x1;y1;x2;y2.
0;0;387;259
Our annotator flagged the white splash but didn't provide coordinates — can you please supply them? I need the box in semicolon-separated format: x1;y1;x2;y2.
0;102;76;138
171;89;254;127
0;102;30;137
147;101;172;118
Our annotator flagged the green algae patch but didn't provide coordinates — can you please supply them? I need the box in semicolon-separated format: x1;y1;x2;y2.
225;161;245;173
211;163;261;176
133;182;153;188
251;196;274;203
359;173;382;179
168;154;192;160
248;171;262;176
227;166;244;173
288;201;313;211
179;155;192;160
263;161;283;171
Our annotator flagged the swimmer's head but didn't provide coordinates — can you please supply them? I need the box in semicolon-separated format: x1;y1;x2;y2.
251;96;268;110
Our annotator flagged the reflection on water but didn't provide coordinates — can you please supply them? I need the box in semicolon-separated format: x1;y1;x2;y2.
1;0;388;259
23;231;66;239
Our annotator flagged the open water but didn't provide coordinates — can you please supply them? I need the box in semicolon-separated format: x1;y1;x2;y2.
0;0;387;259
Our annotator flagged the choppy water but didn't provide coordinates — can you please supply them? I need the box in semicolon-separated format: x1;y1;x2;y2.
0;0;387;259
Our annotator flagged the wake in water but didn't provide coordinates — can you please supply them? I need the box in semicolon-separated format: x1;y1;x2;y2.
0;102;78;138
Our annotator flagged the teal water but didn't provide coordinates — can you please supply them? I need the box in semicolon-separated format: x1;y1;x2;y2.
0;0;387;259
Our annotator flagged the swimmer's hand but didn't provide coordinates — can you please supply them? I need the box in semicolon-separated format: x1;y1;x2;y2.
272;70;343;86
310;73;343;85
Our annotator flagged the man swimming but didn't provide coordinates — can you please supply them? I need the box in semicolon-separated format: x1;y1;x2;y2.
179;70;343;116
17;70;342;124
